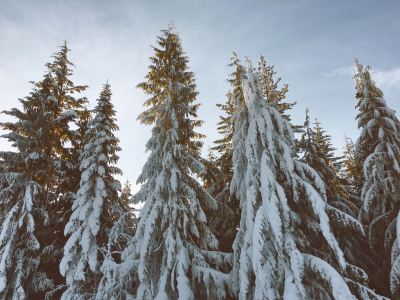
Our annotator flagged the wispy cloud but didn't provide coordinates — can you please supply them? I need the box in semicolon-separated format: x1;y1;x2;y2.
322;65;354;78
323;64;400;90
373;67;400;90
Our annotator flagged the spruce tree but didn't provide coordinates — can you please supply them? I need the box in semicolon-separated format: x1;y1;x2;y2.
115;26;231;299
257;55;296;122
342;137;364;209
207;53;246;252
95;180;137;300
298;112;383;297
0;85;53;299
230;58;385;299
298;112;356;214
0;43;88;299
30;43;89;298
60;83;122;299
354;60;400;297
209;54;301;253
115;180;137;236
120;181;133;210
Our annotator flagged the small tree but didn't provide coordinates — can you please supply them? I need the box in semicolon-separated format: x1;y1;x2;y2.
342;137;364;208
298;112;355;213
258;55;296;122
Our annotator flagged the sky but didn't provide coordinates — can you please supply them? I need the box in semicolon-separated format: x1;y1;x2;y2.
1;0;399;190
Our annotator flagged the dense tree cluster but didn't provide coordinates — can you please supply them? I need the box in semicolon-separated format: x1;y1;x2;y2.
0;26;399;299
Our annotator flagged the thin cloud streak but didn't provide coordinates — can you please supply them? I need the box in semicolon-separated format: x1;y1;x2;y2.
323;64;400;91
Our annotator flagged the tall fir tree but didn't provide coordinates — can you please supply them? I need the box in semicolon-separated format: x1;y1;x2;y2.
38;43;88;299
0;43;88;299
60;83;122;299
230;58;385;299
354;60;400;297
0;83;53;299
207;53;246;252
113;26;231;299
208;53;299;253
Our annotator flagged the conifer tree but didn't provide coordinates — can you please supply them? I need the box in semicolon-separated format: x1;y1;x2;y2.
212;53;245;181
0;86;53;299
60;83;122;299
120;181;133;211
298;112;355;214
341;137;364;208
32;43;89;298
115;26;231;299
115;180;137;236
257;55;296;122
354;60;400;297
95;180;137;300
230;58;385;299
298;112;383;296
0;43;88;299
207;53;246;252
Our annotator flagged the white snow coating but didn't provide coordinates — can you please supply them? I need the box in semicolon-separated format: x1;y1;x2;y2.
230;59;354;299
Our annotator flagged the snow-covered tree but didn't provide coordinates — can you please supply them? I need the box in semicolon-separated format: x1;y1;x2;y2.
0;43;88;298
0;174;43;300
230;58;386;299
341;137;364;208
298;112;356;214
354;60;400;297
95;180;137;300
114;26;231;299
60;83;122;299
208;54;300;253
297;111;383;296
0;76;64;299
30;43;89;299
206;53;246;252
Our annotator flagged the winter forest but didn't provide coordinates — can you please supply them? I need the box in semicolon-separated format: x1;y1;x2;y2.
1;19;400;300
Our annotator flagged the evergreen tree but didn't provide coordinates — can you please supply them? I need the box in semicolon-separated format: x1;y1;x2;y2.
341;137;363;208
120;181;133;210
230;59;385;299
298;112;382;296
354;60;400;297
212;53;245;181
95;180;137;300
207;53;246;252
209;54;302;254
298;111;355;214
60;83;122;299
0;43;88;299
257;55;296;122
0;87;52;299
32;43;89;298
115;26;231;299
116;180;137;236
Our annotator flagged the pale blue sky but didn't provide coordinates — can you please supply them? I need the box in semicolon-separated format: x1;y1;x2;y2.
1;0;399;189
